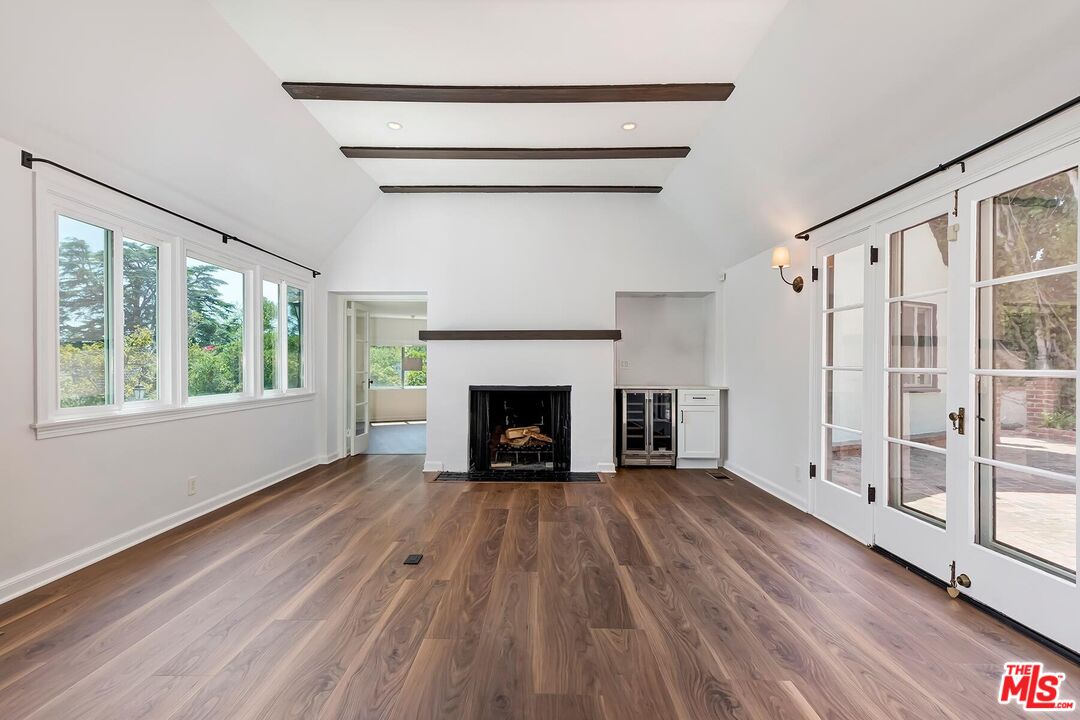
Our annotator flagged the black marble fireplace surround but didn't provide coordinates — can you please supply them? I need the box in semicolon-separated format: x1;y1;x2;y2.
468;385;571;472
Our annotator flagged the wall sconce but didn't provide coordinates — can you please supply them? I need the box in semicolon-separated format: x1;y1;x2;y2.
771;246;803;293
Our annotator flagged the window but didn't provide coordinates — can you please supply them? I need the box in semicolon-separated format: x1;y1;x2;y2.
35;176;314;438
260;281;307;393
287;286;304;389
57;216;112;408
123;239;159;401
55;215;166;410
186;257;245;398
262;281;279;390
898;302;939;391
371;345;426;388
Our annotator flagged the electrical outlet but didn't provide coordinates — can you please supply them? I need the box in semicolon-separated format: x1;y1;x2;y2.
794;464;803;483
187;476;197;496
619;360;631;369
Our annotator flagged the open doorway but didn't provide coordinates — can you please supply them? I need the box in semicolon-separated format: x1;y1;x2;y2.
343;297;427;456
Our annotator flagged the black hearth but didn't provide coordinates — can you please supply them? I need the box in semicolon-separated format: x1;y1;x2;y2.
469;386;571;472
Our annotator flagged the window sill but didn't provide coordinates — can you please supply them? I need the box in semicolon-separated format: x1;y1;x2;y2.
32;392;316;439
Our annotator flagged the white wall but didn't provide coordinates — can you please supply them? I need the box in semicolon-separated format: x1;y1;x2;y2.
0;136;324;602
722;240;814;508
371;316;426;345
371;390;427;422
322;193;722;470
615;294;712;386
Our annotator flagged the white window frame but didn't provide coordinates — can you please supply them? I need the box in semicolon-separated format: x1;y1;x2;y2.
181;245;255;405
32;171;314;439
258;270;312;396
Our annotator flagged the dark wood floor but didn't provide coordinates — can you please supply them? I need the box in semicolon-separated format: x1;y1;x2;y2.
1;455;1076;719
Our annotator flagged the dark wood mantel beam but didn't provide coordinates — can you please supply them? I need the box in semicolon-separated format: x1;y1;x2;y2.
419;330;622;341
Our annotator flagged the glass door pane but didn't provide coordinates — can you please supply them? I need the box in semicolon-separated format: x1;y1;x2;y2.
886;214;950;525
354;308;369;443
651;391;673;453
975;167;1078;577
822;244;864;494
624;391;647;452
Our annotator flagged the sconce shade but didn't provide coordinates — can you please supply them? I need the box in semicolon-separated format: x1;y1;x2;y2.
770;246;791;269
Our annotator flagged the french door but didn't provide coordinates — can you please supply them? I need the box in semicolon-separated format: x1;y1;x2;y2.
951;148;1078;650
345;302;370;455
873;197;954;582
813;144;1079;651
813;229;874;543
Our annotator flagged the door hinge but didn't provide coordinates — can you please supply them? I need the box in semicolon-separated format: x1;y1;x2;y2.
809;462;817;479
867;485;877;503
869;246;879;264
811;266;819;282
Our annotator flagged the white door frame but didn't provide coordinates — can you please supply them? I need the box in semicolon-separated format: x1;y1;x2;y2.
872;195;955;582
810;227;876;543
950;146;1080;652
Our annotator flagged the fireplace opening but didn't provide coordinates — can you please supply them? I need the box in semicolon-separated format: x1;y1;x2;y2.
469;386;570;472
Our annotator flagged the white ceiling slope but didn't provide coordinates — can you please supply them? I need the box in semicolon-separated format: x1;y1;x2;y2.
664;0;1080;268
210;0;787;188
0;0;378;265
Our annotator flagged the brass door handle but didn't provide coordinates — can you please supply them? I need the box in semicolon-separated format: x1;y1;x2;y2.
948;407;965;435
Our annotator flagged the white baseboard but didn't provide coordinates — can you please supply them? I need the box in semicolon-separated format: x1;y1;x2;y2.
723;462;810;512
423;460;444;473
596;462;617;474
0;455;325;606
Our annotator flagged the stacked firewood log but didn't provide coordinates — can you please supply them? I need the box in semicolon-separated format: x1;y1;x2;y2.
498;425;553;447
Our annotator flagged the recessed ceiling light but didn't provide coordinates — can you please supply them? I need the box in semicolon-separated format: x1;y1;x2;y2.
622;122;637;131
387;121;403;130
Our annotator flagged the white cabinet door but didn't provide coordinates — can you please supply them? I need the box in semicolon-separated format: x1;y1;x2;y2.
679;406;720;458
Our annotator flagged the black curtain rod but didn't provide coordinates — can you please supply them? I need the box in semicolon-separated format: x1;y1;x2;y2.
20;151;320;278
795;92;1080;240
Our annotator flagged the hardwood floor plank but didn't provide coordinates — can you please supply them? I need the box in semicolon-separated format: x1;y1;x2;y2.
463;572;534;720
167;619;319;720
2;458;1076;720
458;508;509;577
619;565;740;719
321;578;448;720
532;693;604;720
499;488;539;572
533;521;601;695
591;628;679;720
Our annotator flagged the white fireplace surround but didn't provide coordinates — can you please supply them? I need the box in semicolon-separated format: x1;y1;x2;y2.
423;340;617;473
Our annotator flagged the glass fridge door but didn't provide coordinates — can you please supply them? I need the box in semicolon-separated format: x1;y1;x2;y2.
624;391;648;453
651;391;674;454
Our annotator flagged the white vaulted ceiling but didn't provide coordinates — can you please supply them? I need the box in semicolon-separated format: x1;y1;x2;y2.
208;0;788;188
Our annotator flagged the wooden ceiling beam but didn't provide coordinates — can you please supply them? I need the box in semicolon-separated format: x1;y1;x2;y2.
283;82;734;103
342;146;690;160
379;185;662;194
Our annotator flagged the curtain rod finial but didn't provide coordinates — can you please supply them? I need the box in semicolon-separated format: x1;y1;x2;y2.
796;233;810;241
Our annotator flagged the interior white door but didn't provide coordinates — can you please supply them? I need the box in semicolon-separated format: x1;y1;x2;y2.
950;147;1080;651
873;197;954;581
346;302;371;455
812;229;874;543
